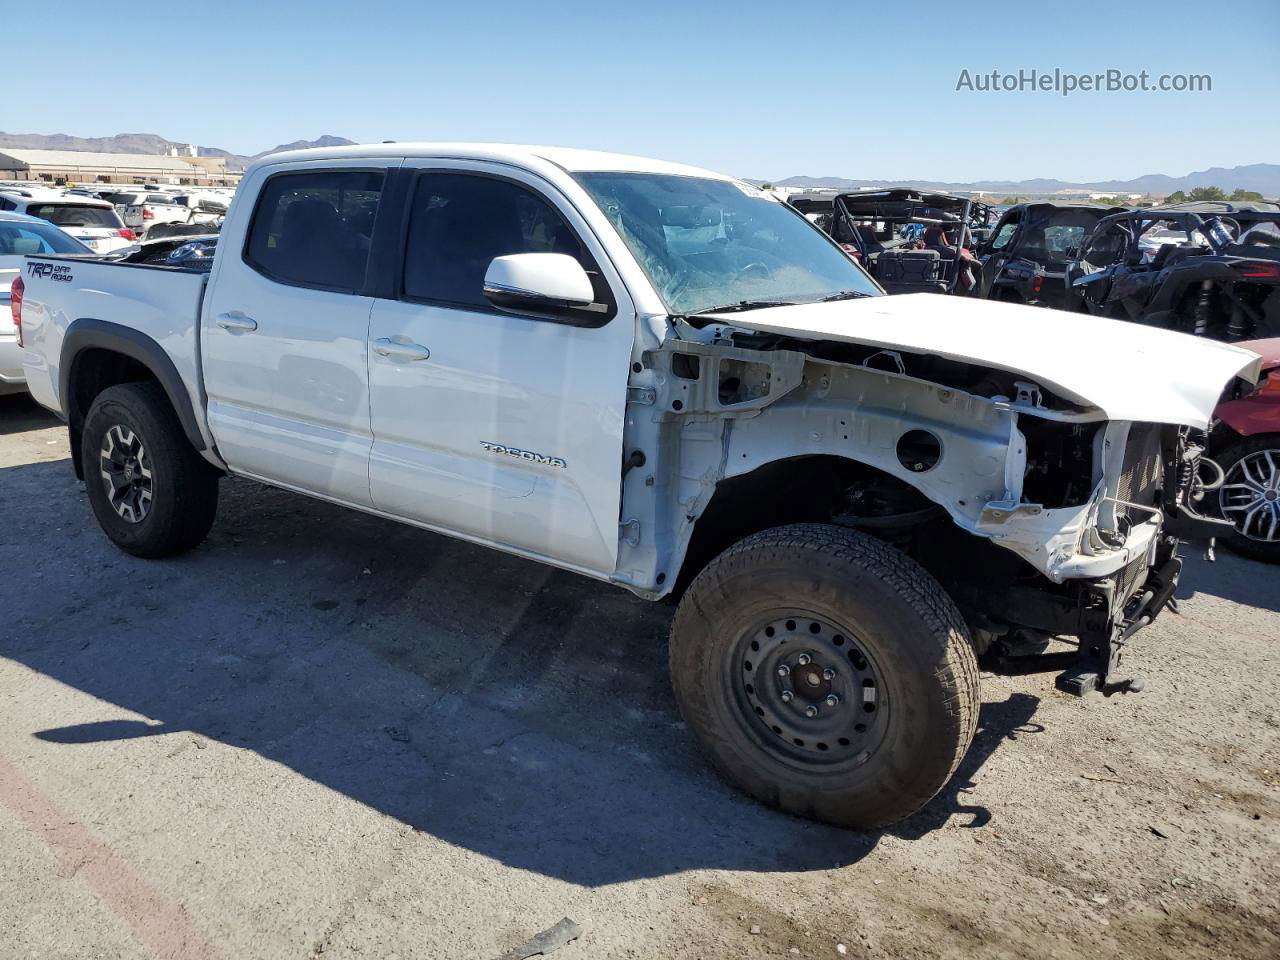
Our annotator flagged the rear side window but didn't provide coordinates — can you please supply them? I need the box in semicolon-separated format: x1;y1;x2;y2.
244;170;384;292
402;173;595;310
0;221;89;255
26;203;123;229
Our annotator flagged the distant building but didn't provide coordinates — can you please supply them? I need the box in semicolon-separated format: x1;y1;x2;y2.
0;147;239;186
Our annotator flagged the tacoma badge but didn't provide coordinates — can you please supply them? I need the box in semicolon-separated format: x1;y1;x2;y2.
480;441;567;468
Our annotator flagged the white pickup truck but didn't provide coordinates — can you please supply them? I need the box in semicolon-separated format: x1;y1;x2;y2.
12;143;1261;828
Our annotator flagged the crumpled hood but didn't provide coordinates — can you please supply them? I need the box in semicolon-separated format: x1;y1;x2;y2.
724;294;1262;429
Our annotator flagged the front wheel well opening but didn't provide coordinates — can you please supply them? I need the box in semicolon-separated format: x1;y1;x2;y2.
674;455;942;596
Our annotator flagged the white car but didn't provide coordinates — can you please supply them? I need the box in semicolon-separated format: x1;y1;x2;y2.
169;193;229;226
0;210;95;393
0;189;136;253
110;192;189;237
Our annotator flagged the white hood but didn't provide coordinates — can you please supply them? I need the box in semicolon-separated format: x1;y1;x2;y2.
725;294;1262;429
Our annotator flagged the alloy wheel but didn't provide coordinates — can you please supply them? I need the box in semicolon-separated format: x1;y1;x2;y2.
1220;448;1280;543
99;424;154;524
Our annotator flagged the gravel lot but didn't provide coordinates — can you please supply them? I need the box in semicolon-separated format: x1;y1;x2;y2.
2;391;1277;960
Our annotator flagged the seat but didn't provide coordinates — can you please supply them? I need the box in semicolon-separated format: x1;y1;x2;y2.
876;249;945;291
1150;242;1199;270
855;224;884;256
274;198;361;288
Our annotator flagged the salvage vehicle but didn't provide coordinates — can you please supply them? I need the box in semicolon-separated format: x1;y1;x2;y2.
11;143;1261;829
818;190;993;295
1068;201;1280;341
0;211;96;394
975;202;1116;309
0;189;137;253
1210;337;1280;563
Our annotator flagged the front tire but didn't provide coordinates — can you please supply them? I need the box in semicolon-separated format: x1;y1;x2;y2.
82;381;218;558
670;523;979;829
1215;436;1280;564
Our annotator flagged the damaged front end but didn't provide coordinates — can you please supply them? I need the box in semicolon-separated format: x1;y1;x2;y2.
937;418;1225;694
616;313;1251;695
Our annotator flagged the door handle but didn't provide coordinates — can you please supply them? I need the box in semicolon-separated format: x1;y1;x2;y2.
373;337;431;362
215;312;258;332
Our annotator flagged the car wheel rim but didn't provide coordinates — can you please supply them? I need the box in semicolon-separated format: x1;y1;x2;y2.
729;614;890;769
1220;449;1280;543
99;424;153;524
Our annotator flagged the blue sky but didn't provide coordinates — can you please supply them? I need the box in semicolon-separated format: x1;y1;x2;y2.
16;0;1278;183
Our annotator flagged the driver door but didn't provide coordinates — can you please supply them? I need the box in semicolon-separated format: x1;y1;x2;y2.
365;162;635;576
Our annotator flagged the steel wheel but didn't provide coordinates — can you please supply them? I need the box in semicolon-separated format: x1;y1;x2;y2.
1220;447;1280;543
99;424;154;524
729;614;890;769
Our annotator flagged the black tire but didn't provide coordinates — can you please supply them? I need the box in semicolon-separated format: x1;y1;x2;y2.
1214;435;1280;564
82;381;218;558
670;523;979;829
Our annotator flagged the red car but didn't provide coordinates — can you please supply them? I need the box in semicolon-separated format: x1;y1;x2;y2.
1212;337;1280;562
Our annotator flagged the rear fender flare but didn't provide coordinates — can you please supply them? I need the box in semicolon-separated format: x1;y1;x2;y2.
60;318;206;455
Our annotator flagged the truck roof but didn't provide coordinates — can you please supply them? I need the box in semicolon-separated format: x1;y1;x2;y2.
0;188;113;207
250;142;735;181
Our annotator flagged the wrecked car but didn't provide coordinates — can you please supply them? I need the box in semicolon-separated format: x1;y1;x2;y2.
13;143;1260;830
1210;337;1280;563
1068;201;1280;341
975;201;1118;309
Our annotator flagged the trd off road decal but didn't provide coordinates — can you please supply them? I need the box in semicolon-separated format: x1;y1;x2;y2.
27;262;73;282
480;441;567;469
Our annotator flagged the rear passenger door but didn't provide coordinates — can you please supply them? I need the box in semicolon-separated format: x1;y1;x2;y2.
366;162;635;576
202;163;393;506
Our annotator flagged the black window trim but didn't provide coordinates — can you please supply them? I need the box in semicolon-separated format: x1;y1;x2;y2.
393;167;618;328
241;166;390;296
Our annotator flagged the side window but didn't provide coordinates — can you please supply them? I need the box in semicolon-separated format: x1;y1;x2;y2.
244;169;384;293
989;220;1018;250
0;198;13;211
402;173;598;312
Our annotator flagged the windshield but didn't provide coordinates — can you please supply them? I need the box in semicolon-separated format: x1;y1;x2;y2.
26;203;124;229
574;173;879;314
0;219;91;256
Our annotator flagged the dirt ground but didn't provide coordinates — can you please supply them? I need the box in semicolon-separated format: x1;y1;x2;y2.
1;391;1277;960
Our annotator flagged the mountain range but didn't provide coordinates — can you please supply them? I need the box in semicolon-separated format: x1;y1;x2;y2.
770;163;1280;197
0;132;356;172
1;131;1275;195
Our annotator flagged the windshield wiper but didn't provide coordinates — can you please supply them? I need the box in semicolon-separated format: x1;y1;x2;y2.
686;299;798;316
815;290;873;302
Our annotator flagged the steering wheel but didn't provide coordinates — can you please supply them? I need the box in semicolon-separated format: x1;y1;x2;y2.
735;261;772;280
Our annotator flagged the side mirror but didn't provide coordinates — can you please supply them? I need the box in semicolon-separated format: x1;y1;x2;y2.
484;253;596;316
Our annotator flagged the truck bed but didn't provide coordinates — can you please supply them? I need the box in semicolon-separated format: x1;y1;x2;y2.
19;255;210;433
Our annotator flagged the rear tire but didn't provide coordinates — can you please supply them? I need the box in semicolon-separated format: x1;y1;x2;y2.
1215;435;1280;564
670;523;979;829
82;381;218;558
